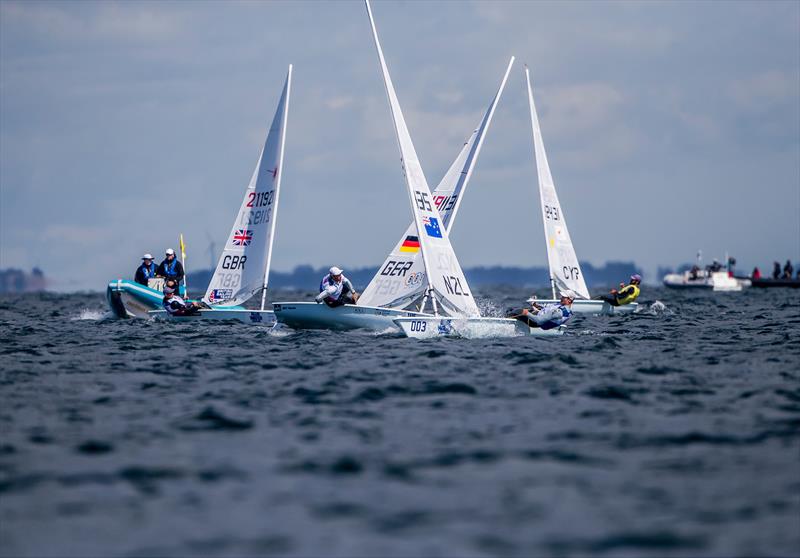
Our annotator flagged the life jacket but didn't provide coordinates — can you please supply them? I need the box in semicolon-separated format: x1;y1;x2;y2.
616;284;640;305
162;294;187;315
140;262;156;280
319;274;344;301
162;258;178;277
533;303;572;330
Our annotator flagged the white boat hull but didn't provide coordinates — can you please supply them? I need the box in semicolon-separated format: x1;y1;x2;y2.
535;298;637;315
273;301;430;331
149;308;276;324
663;271;747;291
394;316;564;339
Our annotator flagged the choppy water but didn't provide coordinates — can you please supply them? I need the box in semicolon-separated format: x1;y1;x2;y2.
1;287;799;557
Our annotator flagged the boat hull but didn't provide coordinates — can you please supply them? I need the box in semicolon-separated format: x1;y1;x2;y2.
662;272;747;291
394;316;564;339
106;280;164;319
150;308;276;324
751;278;800;289
535;298;637;315
273;301;430;331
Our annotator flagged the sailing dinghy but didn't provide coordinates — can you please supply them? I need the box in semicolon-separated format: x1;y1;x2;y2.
523;67;637;315
355;0;560;339
273;24;514;332
110;66;292;323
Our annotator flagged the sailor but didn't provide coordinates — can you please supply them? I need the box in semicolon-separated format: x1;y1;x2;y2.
134;253;157;286
596;274;641;306
507;290;575;330
162;286;201;316
315;266;359;307
156;248;185;285
783;260;794;280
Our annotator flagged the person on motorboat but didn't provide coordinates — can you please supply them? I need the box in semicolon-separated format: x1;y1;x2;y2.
783;260;794;280
156;248;185;285
134;253;157;286
708;259;723;272
772;262;781;279
506;290;575;330
315;266;359;307
751;267;762;280
596;274;641;306
162;286;202;316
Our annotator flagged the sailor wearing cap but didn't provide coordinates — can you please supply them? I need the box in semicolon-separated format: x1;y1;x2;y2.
507;290;576;330
162;286;202;316
156;248;185;286
596;274;641;307
315;266;360;307
134;253;157;286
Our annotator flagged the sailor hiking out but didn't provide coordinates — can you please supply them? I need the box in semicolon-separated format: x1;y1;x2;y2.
162;286;202;317
507;290;576;330
134;253;157;286
315;266;359;308
596;274;641;307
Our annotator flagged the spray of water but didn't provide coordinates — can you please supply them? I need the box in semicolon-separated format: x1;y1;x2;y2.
71;309;112;321
645;300;673;316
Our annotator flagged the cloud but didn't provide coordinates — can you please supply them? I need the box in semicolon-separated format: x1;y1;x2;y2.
728;70;798;112
324;96;354;110
1;1;183;43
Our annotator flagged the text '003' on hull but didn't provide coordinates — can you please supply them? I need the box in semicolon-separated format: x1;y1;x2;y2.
394;317;565;339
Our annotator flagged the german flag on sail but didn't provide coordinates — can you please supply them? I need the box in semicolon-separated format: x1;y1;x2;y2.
399;235;420;253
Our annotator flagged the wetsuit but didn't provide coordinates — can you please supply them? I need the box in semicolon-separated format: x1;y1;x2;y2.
598;283;640;306
507;303;573;330
162;295;200;316
157;258;185;284
316;274;356;308
134;262;157;286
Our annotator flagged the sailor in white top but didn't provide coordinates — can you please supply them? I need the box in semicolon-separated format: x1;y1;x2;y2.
315;266;360;307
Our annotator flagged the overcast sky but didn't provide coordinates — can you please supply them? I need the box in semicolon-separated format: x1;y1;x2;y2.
1;0;798;291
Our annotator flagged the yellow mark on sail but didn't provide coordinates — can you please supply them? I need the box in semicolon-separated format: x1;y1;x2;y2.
549;237;555;247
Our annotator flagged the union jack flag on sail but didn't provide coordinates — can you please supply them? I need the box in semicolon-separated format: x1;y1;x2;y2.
232;229;253;246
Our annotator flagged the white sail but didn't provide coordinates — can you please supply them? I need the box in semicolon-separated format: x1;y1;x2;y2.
358;57;515;310
203;65;292;307
365;0;479;317
525;67;590;300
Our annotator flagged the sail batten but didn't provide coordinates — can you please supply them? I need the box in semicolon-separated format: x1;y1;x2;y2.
525;67;591;300
203;67;292;307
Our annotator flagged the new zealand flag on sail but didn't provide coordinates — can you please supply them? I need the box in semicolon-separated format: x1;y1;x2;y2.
423;216;442;238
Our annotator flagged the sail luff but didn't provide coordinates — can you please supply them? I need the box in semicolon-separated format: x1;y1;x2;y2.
525;66;591;300
260;64;292;310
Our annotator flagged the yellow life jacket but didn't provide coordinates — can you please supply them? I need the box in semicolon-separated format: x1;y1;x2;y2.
616;284;640;305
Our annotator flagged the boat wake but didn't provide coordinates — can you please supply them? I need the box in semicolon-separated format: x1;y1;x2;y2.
476;297;505;318
642;300;673;316
72;309;113;321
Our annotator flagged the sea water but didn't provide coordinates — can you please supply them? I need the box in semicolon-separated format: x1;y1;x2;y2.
1;287;798;557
